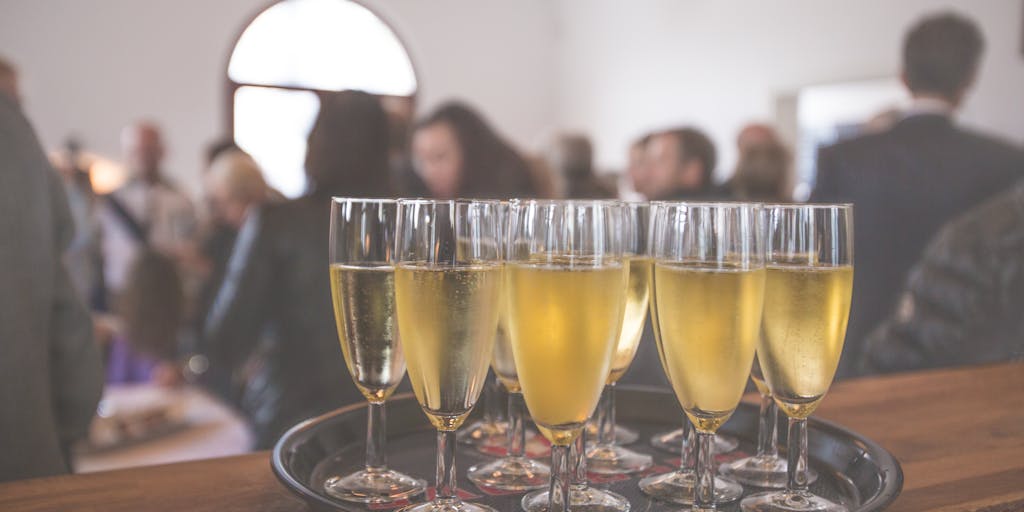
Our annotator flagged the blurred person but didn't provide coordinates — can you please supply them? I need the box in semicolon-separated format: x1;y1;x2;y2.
205;150;275;231
728;124;792;202
735;123;779;154
0;55;19;104
859;180;1024;375
0;87;102;481
50;138;105;307
811;12;1024;378
203;90;389;448
97;121;197;305
193;150;278;328
632;127;726;200
546;133;616;199
106;249;185;386
405;101;537;199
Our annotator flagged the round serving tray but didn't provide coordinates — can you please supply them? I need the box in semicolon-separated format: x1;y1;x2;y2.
272;387;902;511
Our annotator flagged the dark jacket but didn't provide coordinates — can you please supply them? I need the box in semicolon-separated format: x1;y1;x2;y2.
0;95;103;481
203;196;362;448
859;180;1024;374
811;114;1024;378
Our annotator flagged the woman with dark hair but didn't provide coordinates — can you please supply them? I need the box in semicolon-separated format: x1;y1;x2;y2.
202;90;390;448
405;101;538;199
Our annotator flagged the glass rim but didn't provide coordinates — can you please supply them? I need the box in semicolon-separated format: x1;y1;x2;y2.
396;197;504;206
507;198;624;207
762;202;853;209
331;197;396;204
649;200;764;208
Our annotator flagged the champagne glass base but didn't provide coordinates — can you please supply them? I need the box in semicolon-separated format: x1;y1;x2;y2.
638;469;742;505
402;498;498;512
521;485;631;512
740;490;848;512
457;420;509;448
650;428;739;455
719;455;818;489
585;444;653;475
585;422;639;445
324;468;426;504
467;456;551;491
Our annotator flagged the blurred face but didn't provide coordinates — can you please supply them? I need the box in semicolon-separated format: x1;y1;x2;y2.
634;133;682;199
122;124;165;182
412;122;462;199
207;188;250;230
0;70;19;105
626;142;648;189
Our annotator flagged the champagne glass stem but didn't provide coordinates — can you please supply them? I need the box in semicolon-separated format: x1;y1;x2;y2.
435;430;460;503
572;429;587;484
366;401;387;471
549;445;571;512
682;418;696;471
757;393;778;459
787;418;810;493
507;392;526;457
596;383;616;446
695;430;716;511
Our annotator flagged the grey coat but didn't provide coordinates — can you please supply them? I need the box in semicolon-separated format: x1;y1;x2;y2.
0;94;103;481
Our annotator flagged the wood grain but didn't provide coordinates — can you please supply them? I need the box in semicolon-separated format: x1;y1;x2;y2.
0;362;1020;511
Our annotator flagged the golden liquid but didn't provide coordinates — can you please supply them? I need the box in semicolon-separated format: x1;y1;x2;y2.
491;318;520;393
652;263;765;432
395;265;502;431
329;264;405;403
506;262;627;446
750;357;771;396
759;265;853;419
607;257;652;384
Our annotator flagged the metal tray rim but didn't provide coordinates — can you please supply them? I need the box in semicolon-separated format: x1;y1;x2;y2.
271;388;903;511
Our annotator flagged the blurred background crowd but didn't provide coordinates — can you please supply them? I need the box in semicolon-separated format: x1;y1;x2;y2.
1;0;1022;483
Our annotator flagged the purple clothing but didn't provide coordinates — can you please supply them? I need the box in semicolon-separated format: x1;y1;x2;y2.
106;336;161;384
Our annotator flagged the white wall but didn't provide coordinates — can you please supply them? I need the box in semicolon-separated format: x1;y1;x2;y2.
553;0;1024;179
0;0;557;198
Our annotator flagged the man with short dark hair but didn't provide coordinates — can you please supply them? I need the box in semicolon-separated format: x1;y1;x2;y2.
812;12;1024;379
632;127;724;200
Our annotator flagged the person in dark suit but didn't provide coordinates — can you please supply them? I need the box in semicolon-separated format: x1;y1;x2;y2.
811;12;1024;379
0;83;103;481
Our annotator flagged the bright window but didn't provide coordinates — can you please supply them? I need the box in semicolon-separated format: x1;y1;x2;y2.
228;0;417;197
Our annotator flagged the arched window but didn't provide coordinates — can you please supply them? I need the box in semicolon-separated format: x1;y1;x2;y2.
228;0;417;197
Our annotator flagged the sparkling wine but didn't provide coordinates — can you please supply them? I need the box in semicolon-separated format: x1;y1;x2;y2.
506;262;626;445
607;257;652;384
329;264;405;403
652;263;765;432
758;265;853;419
395;264;503;431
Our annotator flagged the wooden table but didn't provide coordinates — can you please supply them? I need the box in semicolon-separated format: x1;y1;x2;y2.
1;363;1021;511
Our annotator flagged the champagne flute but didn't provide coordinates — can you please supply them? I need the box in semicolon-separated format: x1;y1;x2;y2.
719;357;818;488
468;202;551;491
648;202;766;511
741;204;853;512
586;202;653;475
325;198;426;504
394;199;504;512
639;202;743;506
506;200;630;512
